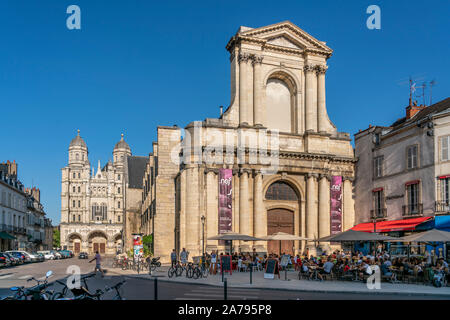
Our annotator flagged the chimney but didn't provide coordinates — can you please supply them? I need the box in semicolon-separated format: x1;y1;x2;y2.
406;100;426;120
219;106;223;117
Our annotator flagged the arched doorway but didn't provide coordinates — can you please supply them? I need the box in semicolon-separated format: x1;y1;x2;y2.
113;234;122;254
265;181;299;256
88;231;107;254
68;233;82;254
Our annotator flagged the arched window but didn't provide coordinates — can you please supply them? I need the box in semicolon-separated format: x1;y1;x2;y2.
265;181;298;201
265;77;293;132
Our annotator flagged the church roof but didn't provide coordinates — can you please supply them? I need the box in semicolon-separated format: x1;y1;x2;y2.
114;134;131;151
69;130;87;149
127;156;148;189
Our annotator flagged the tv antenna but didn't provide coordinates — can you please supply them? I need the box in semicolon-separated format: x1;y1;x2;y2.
429;80;437;105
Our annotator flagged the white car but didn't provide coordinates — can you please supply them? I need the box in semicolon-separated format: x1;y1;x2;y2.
51;251;62;259
24;252;38;262
37;251;55;260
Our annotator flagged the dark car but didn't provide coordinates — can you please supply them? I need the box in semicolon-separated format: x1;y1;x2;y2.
78;252;88;259
5;251;27;264
32;252;45;262
0;253;11;268
3;252;18;266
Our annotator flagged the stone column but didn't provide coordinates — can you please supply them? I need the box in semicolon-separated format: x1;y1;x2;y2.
239;53;250;125
239;170;250;241
316;65;328;133
185;166;200;255
318;174;331;252
343;177;355;231
304;64;317;132
206;170;218;250
253;171;266;250
306;173;318;256
253;55;264;126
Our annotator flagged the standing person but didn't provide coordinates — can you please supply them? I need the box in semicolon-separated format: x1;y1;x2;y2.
210;251;217;275
180;248;188;266
89;251;104;278
170;249;177;268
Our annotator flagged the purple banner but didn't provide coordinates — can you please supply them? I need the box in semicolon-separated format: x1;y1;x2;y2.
218;169;233;244
330;176;342;240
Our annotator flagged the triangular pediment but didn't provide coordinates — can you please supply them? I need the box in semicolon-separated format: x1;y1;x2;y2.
237;21;332;54
266;36;303;50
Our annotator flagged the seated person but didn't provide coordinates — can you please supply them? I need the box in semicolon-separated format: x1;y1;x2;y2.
381;259;396;281
359;261;373;280
317;258;334;281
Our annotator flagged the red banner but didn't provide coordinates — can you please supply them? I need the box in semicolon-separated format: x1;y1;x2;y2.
330;176;342;239
218;169;232;244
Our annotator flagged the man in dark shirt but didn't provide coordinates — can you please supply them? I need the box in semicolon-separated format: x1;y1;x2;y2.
89;251;104;278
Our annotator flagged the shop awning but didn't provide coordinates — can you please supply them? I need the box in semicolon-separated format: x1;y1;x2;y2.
0;231;16;240
351;217;432;233
416;215;450;232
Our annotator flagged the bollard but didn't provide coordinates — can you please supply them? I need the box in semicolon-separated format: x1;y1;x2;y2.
222;268;224;282
250;264;252;284
154;277;158;300
285;267;287;281
224;278;227;300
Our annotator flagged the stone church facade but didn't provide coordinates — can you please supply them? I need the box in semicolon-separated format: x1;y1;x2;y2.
60;131;136;255
140;21;356;263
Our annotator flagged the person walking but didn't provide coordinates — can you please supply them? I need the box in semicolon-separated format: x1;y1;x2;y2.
170;249;177;268
89;251;104;278
180;248;189;266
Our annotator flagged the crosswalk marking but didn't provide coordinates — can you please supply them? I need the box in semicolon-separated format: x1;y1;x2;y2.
184;292;259;299
0;274;14;279
19;275;32;280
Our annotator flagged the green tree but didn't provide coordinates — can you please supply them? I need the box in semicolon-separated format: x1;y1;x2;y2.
53;228;60;249
142;234;153;257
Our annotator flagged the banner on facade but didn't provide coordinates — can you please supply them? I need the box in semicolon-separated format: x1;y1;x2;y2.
133;234;143;261
218;169;232;245
330;176;343;243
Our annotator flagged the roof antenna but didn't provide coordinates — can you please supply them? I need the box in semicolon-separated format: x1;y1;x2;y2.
429;80;436;105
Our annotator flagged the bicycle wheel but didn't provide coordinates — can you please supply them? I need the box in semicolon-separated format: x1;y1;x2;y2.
151;264;157;271
51;292;64;300
187;268;194;278
168;267;175;278
192;268;199;279
175;266;183;277
202;267;208;278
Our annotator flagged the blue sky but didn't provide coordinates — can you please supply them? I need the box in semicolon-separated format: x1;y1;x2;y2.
1;0;448;224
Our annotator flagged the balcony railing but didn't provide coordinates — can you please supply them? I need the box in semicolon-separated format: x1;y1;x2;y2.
435;201;450;213
402;203;423;216
370;208;387;219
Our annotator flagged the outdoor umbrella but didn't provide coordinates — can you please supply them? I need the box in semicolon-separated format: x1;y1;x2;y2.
318;229;396;242
207;232;264;254
261;232;311;256
388;229;450;259
388;229;450;243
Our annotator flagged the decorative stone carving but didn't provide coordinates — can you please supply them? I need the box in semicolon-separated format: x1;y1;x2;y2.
252;55;264;65
238;52;251;63
315;65;328;74
303;64;316;73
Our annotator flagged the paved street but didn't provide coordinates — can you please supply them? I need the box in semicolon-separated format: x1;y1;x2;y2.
1;258;450;300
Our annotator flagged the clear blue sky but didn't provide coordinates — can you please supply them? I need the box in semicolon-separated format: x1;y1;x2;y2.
1;0;448;224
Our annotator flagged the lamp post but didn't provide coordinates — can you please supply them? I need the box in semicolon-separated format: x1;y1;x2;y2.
201;216;205;257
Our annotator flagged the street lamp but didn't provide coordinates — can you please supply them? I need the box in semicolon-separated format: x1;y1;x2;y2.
201;216;205;258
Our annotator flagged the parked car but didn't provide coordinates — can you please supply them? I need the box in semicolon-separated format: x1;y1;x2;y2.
3;252;18;266
38;251;55;260
60;250;73;258
0;253;11;268
33;252;45;262
6;251;30;263
51;251;62;259
78;252;88;259
27;252;39;262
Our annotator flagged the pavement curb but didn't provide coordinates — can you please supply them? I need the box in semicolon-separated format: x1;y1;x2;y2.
106;270;450;298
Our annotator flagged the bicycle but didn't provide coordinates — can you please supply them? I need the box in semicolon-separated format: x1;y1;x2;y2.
51;273;96;300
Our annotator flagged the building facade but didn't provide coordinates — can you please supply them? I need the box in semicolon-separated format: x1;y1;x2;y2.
139;22;356;263
60;131;146;255
354;97;450;230
0;160;50;252
60;131;128;255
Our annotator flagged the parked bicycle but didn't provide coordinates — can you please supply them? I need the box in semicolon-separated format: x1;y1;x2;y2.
2;271;54;300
